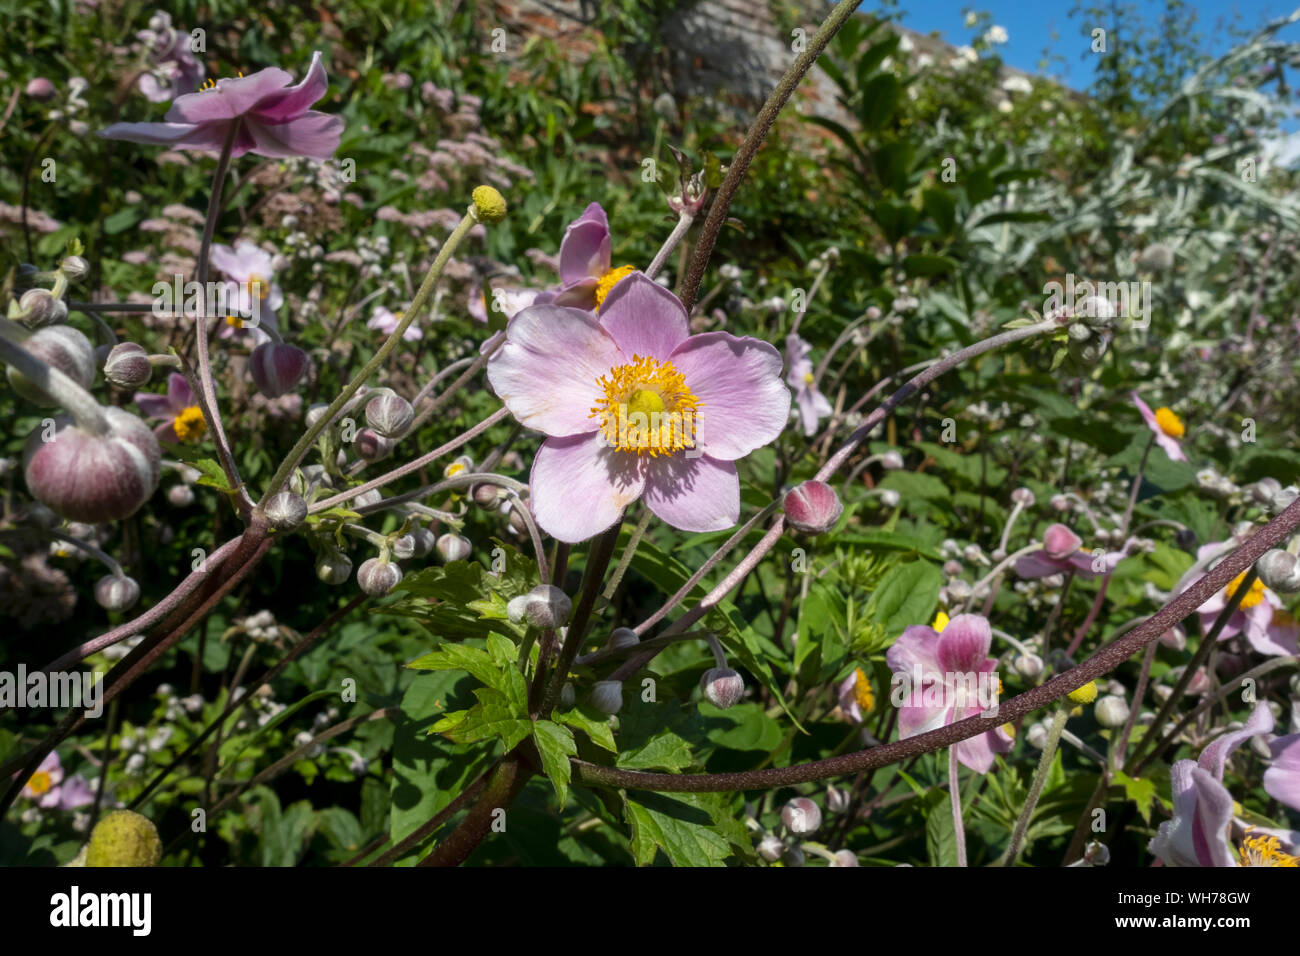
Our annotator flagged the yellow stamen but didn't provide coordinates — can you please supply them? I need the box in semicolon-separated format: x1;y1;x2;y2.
1225;571;1267;610
1068;681;1098;704
590;355;701;457
852;668;874;713
173;406;207;443
1154;407;1185;438
1240;829;1299;866
27;770;52;795
1001;722;1016;738
247;273;270;301
802;372;815;385
444;462;467;478
933;611;950;632
594;265;637;309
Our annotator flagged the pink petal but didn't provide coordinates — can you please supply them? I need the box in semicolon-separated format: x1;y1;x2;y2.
1197;700;1274;778
529;433;644;543
668;332;790;461
166;372;194;411
641;454;739;533
1156;432;1187;462
1265;734;1300;811
165;67;294;124
99;120;229;151
598;273;690;361
1042;522;1082;558
1243;602;1299;657
1151;760;1236;866
1015;552;1067;579
956;728;1011;775
558;204;610;285
487;305;624;437
935;614;993;672
245;112;343;160
886;625;944;676
134;391;177;420
251;51;329;122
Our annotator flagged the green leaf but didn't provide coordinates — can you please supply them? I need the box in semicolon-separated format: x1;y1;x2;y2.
555;707;617;753
532;720;577;807
437;687;530;751
192;458;234;492
902;254;958;278
406;642;527;713
1113;771;1158;823
624;791;731;866
926;796;960;867
617;728;694;772
864;559;942;642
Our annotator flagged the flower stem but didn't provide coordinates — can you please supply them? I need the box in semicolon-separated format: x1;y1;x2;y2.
949;746;968;866
1001;707;1068;866
646;212;693;280
603;507;653;601
0;323;109;434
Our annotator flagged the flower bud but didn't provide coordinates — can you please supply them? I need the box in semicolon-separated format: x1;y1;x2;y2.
249;342;309;398
316;549;353;585
18;288;66;326
826;785;850;814
830;849;859;867
607;627;639;651
354;488;383;509
305;403;331;429
1082;840;1111;866
355;428;394;463
436;533;472;563
757;834;784;862
1011;487;1035;506
1257;549;1300;593
559;682;576;710
1269;487;1298;515
472;483;502;509
167;484;194;507
946;579;972;601
879;488;900;508
701;667;745;709
1014;653;1044;681
783;846;806;866
103;342;152;389
521;585;572;629
60;256;90;281
7;325;96;405
506;595;529;624
881;450;904;470
24;409;161;522
94;574;140;611
471;185;508;223
25;77;56;101
85;810;161;867
781;797;821;835
357;558;402;596
1050;493;1069;512
1026;721;1049;749
1094;694;1129;728
365;392;414;439
392;526;435;560
784;480;843;534
1136;243;1174;272
264;491;307;531
590;680;623;715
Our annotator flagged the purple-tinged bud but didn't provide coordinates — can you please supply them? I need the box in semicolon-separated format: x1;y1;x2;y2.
700;667;745;709
94;574;140;611
783;480;843;534
519;585;572;628
18;288;66;327
881;450;904;470
559;682;576;710
249;342;308;398
365;393;414;439
1042;523;1083;559
942;559;963;576
1082;841;1110;866
355;428;394;463
1257;549;1300;593
103;342;152;389
316;549;352;585
757;834;784;862
826;785;850;814
1269;487;1298;515
830;849;859;867
781;797;821;835
436;533;472;563
393;527;436;560
1011;487;1035;506
25;77;56;101
783;846;806;867
504;500;532;536
7;325;96;405
167;484;194;507
506;595;529;624
1014;653;1044;681
357;558;403;596
471;483;502;509
24;409;161;522
305;403;330;429
265;491;307;531
607;627;639;651
353;488;383;509
590;680;623;715
1050;493;1070;512
60;256;90;282
865;306;882;320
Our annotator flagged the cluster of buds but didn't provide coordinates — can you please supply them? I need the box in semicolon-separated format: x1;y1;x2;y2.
657;146;725;218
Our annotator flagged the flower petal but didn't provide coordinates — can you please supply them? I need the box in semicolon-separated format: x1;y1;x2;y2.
642;454;739;533
1265;734;1300;811
251;51;330;122
558;212;610;286
936;613;993;672
529;433;644;543
1197;700;1274;778
597;272;690;362
487;305;624;437
165;67;294;124
668;332;790;461
885;625;944;676
166;372;194;411
244;112;343;160
99;120;229;151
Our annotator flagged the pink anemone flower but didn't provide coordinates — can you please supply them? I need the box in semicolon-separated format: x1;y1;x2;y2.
137;13;205;103
101;51;343;160
368;305;422;342
486;272;790;543
884;613;1012;774
785;334;832;437
1177;542;1300;658
1150;701;1274;866
135;372;207;444
1132;391;1187;462
210;241;282;344
533;203;633;311
468;281;539;325
1015;522;1132;580
19;751;95;810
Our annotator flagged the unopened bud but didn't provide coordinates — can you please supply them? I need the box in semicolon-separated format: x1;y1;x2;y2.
879;488;900;508
881;450;904;470
357;557;402;596
355;428;394;462
559;682;576;710
1026;721;1049;749
1014;653;1044;681
590;680;623;715
757;834;784;862
1011;487;1035;506
393;526;435;559
94;574;140;611
1094;695;1129;728
471;185;508;224
18;288;66;326
783;846;806;867
167;484;194;507
782;797;821;835
826;785;850;814
7;325;96;405
103;342;152;389
521;585;572;628
249;342;309;398
316;549;352;585
60;256;90;281
436;533;472;563
365;392;414;439
1257;549;1300;593
265;491;307;531
784;480;843;534
86;810;161;867
607;627;639;651
700;667;745;709
830;849;859;867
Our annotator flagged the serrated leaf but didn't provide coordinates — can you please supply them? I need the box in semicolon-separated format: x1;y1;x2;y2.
926;797;960;867
192;458;233;492
532;720;577;807
555;707;617;753
439;687;530;751
624;791;731;866
617;729;693;772
865;559;942;642
1113;771;1158;823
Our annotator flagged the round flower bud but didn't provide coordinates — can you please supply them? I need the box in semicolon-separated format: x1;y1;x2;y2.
249;342;309;398
18;288;67;327
826;785;850;814
471;185;508;223
1269;487;1298;515
355;428;394;463
60;255;90;281
392;526;436;560
506;594;529;624
7;325;96;406
1026;721;1049;749
865;306;882;320
167;484;195;507
85;810;161;867
1082;840;1111;866
305;403;331;429
24;409;161;523
1094;695;1130;729
946;579;972;601
559;682;576;711
757;834;784;862
781;797;821;835
607;627;639;651
879;488;901;508
316;549;353;585
1013;653;1044;681
1011;487;1035;506
1257;549;1300;593
784;480;843;534
1050;493;1069;512
94;574;140;611
881;450;904;470
365;392;414;439
700;667;745;709
436;533;472;563
590;680;623;715
1067;681;1098;705
1136;243;1174;272
472;483;502;509
830;849;860;867
103;342;152;389
357;558;403;596
783;846;806;867
25;77;56;101
354;488;383;509
521;585;572;629
264;491;308;531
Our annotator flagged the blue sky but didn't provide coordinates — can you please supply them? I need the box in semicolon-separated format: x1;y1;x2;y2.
884;0;1297;89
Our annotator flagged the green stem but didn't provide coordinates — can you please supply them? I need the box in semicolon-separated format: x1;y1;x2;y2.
1001;707;1068;866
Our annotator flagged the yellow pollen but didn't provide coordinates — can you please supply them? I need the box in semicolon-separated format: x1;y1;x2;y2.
1068;681;1098;704
201;72;243;91
802;372;815;385
853;668;874;713
247;274;271;301
1240;830;1299;866
590;355;701;457
27;770;52;795
594;265;637;309
933;611;950;632
1154;407;1185;438
1225;571;1267;609
173;405;207;443
1001;722;1016;738
444;462;467;478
